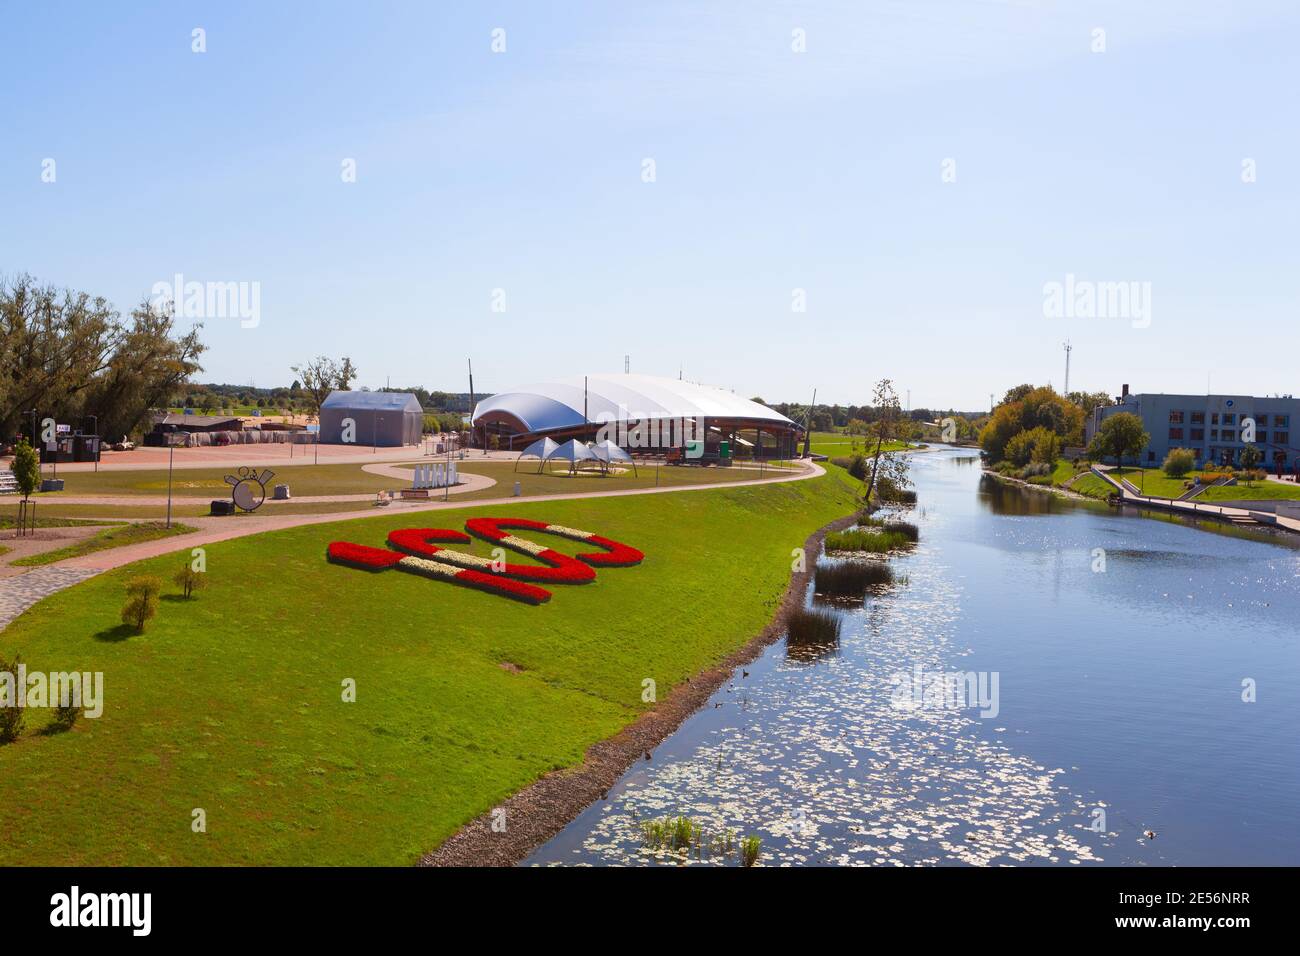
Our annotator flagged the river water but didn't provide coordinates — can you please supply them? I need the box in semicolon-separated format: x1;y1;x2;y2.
526;448;1300;866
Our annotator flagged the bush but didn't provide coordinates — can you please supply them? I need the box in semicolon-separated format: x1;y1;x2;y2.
50;700;82;732
1162;447;1196;478
0;652;26;743
876;475;917;504
173;565;208;599
121;575;161;633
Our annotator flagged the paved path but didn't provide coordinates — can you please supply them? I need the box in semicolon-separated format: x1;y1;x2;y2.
1091;465;1300;533
0;567;102;631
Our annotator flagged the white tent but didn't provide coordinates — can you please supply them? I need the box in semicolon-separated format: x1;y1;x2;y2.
543;438;598;475
516;436;559;473
590;439;637;476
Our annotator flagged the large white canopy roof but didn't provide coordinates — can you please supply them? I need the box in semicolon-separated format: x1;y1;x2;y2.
472;373;796;435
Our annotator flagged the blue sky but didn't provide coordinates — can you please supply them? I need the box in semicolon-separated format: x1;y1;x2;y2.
2;1;1297;410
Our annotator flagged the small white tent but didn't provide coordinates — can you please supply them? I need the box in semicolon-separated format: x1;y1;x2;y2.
516;436;560;473
543;439;598;475
590;440;637;476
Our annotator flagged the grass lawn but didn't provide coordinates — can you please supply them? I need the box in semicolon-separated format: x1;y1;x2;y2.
0;511;128;528
0;544;9;558
1110;468;1300;502
10;521;201;568
0;467;859;865
40;463;398;498
809;431;913;458
1068;473;1116;499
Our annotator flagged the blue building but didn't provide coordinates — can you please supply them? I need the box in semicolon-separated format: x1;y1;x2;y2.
1086;386;1299;473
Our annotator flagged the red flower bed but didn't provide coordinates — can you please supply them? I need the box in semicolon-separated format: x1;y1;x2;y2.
576;534;645;568
327;516;642;605
326;541;405;570
386;528;594;583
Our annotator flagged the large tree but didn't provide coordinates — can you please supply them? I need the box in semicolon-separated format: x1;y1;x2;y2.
1088;412;1150;467
863;379;912;506
290;356;358;421
1;275;205;441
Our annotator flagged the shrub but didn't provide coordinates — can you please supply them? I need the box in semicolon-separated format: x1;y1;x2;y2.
786;606;842;645
876;475;917;504
0;652;25;743
173;565;208;599
1027;474;1053;485
814;560;893;597
1162;447;1195;478
121;575;161;633
50;700;82;732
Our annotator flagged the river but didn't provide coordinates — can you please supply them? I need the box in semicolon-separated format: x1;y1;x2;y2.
526;448;1300;866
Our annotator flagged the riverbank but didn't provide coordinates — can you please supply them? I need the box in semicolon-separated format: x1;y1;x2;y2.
0;469;860;865
420;510;859;867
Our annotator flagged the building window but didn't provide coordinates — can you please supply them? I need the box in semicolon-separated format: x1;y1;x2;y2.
1191;428;1204;441
1168;427;1184;440
1223;413;1235;425
1277;415;1291;428
1212;413;1220;425
1148;451;1156;462
1278;431;1290;445
1210;429;1219;440
1258;431;1268;444
1169;410;1184;424
1190;411;1205;425
1222;430;1236;443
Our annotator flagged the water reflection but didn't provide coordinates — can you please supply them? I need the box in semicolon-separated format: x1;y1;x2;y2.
527;449;1300;867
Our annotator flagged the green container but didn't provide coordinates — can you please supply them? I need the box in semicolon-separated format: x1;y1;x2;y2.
719;441;730;459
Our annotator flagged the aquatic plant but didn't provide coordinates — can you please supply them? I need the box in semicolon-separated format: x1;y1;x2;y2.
740;835;762;867
814;560;894;597
786;606;842;645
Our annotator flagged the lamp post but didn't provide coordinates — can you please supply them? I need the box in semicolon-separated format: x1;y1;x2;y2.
166;436;176;529
86;415;98;472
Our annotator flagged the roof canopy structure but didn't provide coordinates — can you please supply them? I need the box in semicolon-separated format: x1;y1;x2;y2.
515;436;560;472
543;438;597;473
471;373;801;459
591;439;637;476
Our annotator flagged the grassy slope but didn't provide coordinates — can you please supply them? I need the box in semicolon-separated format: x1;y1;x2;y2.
0;468;858;865
11;522;200;567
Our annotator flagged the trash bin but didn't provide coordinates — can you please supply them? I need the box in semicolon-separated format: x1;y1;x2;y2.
209;500;235;516
40;478;65;492
273;484;290;500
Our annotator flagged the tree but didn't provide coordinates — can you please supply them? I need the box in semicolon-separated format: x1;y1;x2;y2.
173;565;208;599
9;438;39;500
1088;412;1149;467
1162;447;1196;478
0;275;205;442
863;379;912;506
1239;444;1262;471
0;652;26;743
290;356;358;421
121;575;161;633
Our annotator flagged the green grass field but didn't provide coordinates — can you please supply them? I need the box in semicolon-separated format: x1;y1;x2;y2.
0;468;858;865
41;463;397;499
1110;468;1300;502
808;431;914;459
11;522;200;567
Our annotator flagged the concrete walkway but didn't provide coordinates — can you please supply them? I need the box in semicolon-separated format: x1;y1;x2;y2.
1091;465;1300;534
0;567;103;631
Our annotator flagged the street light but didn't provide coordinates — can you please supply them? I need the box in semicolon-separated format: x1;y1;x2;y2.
85;414;98;472
166;432;188;529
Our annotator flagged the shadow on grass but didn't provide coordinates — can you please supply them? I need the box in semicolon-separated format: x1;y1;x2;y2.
93;624;138;642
